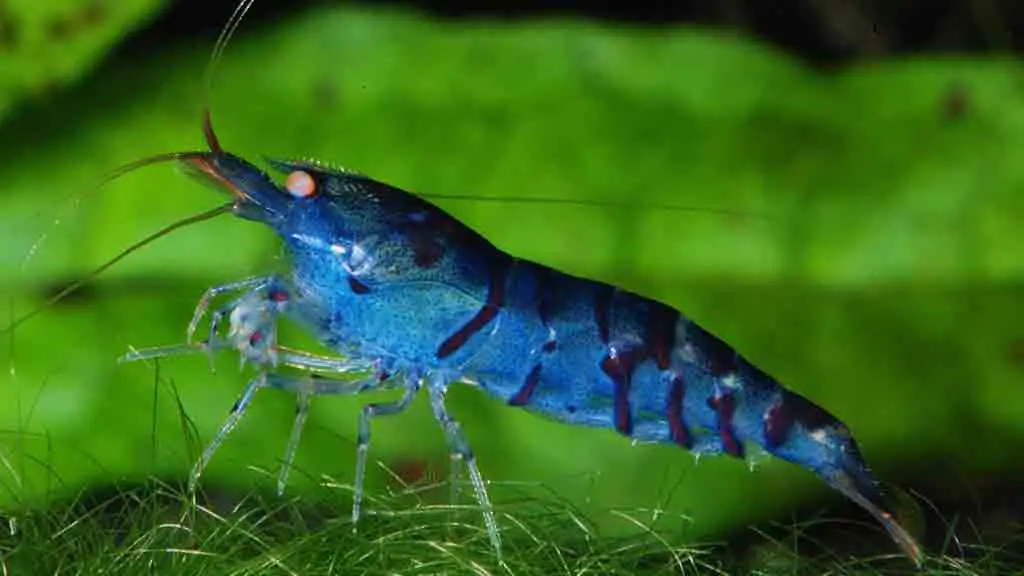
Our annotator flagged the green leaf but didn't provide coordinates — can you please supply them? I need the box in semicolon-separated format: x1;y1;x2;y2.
0;0;164;123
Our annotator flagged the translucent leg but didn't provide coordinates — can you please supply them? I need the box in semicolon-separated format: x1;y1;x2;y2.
185;275;276;343
121;276;403;497
352;378;420;527
426;380;501;559
275;348;376;377
121;305;277;371
277;390;310;495
205;303;238;370
189;369;384;495
187;276;289;371
188;372;265;491
121;339;376;380
119;341;215;364
123;281;292;372
264;371;385;495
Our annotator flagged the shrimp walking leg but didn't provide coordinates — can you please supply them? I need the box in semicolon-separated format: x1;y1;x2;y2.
260;371;385;495
352;378;420;526
120;340;374;375
278;390;310;494
186;370;382;492
186;275;279;343
427;379;501;559
189;372;264;491
276;349;376;375
122;274;394;494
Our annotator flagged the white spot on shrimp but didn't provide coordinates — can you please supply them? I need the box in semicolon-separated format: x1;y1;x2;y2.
347;236;378;275
290;232;328;251
811;428;830;445
721;372;742;390
679;342;698;364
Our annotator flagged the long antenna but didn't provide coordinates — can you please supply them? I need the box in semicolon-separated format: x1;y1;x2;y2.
3;203;234;336
201;0;257;126
22;152;209;273
417;192;776;219
9;1;260;335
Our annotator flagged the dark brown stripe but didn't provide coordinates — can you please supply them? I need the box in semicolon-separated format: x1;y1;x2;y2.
534;265;555;327
601;356;631;435
600;346;643;436
595;285;614;344
348;275;370;294
534;266;559;353
410;234;444;268
509;364;542;406
399;217;445;269
437;306;499;359
763;400;792;450
667;375;691;448
707;391;744;458
745;363;837;449
436;257;511;359
648;304;679;371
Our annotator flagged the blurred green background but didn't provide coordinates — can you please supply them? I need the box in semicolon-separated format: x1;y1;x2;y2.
0;0;1021;563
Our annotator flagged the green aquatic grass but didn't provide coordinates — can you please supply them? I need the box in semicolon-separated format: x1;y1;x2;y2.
0;477;1018;575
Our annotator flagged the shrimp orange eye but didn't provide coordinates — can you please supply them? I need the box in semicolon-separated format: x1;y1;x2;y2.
285;170;316;198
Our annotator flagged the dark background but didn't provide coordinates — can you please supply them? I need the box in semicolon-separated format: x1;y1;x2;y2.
142;0;1022;65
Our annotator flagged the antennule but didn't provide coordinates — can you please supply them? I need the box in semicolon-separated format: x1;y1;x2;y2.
4;203;234;336
22;151;209;274
200;0;257;153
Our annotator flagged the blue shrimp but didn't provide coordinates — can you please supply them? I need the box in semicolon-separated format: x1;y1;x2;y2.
116;107;922;564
